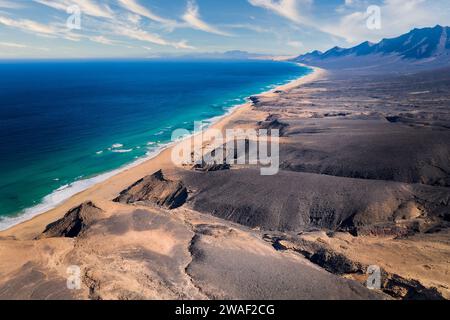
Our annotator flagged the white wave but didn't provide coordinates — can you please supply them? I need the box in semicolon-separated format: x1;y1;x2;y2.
55;184;69;191
0;145;168;231
0;177;106;231
111;149;133;153
111;143;123;149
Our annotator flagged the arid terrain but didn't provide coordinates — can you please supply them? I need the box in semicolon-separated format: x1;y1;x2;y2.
0;66;449;300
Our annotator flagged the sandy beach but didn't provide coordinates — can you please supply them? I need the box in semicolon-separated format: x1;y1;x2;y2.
0;66;326;241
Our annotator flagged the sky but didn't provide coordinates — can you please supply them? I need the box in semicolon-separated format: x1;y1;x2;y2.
0;0;449;59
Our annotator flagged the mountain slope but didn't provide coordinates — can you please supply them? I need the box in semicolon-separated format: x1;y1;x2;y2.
294;25;450;70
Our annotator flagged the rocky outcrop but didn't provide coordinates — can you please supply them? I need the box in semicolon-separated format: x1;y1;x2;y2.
257;117;289;137
192;161;230;172
265;114;281;122
248;96;261;105
113;170;188;209
267;235;445;300
40;202;103;238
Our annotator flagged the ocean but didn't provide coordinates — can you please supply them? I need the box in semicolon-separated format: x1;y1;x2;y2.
0;59;310;229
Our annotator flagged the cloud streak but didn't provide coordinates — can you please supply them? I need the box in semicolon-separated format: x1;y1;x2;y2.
248;0;309;24
117;0;176;26
183;0;231;36
112;22;195;49
0;0;25;9
0;41;27;48
31;0;195;49
0;15;57;34
34;0;114;19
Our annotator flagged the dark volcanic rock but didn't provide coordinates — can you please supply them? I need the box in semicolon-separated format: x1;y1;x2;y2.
248;96;260;105
272;235;363;275
278;120;450;187
383;273;445;300
309;248;362;275
113;170;188;209
324;112;351;117
386;116;401;123
182;169;450;234
265;114;281;122
192;161;230;172
257;119;289;137
41;202;103;238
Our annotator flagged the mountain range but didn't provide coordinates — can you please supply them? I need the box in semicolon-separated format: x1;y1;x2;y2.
294;25;450;70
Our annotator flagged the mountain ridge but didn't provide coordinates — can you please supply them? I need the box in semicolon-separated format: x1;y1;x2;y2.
294;25;450;69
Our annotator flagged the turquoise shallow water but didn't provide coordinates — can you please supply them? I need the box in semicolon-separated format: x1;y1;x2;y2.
0;59;310;229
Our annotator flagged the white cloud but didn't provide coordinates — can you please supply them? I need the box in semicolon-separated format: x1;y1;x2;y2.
224;23;271;34
126;13;141;25
0;15;90;44
112;23;194;49
34;0;114;19
0;41;27;48
89;35;118;45
117;0;175;25
183;0;231;36
0;15;57;34
321;0;450;44
12;0;195;50
0;0;25;9
250;0;450;46
0;41;50;54
248;0;311;24
287;40;303;48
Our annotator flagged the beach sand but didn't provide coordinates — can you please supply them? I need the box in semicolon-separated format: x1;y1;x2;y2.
0;66;326;241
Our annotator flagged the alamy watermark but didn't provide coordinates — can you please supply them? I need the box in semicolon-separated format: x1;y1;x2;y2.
66;265;81;290
366;5;382;30
66;5;81;30
366;265;382;290
171;121;280;176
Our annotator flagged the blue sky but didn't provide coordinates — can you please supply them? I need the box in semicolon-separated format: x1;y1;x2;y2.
0;0;449;58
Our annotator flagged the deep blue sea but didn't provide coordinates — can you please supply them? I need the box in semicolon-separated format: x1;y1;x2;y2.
0;60;310;229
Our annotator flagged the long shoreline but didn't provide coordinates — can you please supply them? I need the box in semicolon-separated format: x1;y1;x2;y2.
0;65;326;239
